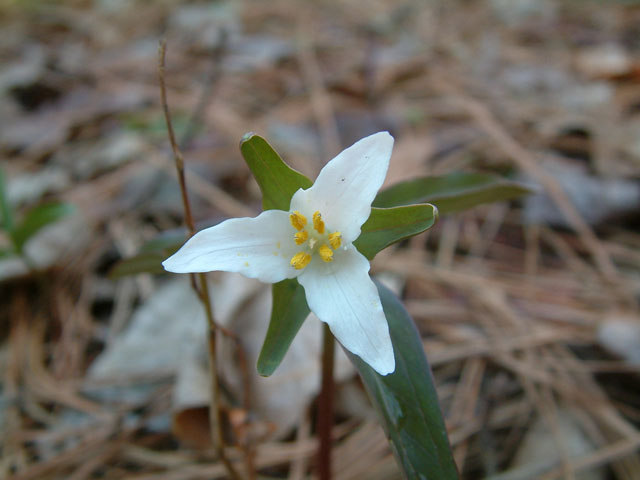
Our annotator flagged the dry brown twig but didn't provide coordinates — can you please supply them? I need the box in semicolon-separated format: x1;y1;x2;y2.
158;40;244;480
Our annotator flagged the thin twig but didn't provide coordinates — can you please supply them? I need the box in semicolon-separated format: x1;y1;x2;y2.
158;41;195;236
158;40;243;480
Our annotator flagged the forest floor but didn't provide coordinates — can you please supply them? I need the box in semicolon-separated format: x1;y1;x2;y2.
1;1;640;478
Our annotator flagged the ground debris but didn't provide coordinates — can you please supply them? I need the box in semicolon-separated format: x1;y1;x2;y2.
2;1;640;479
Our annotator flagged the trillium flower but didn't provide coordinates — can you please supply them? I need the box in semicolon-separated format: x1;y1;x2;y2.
163;132;396;375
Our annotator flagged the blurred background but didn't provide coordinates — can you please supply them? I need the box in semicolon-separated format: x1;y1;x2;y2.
1;0;640;478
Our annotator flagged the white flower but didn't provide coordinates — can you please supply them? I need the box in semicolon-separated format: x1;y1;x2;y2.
163;132;395;375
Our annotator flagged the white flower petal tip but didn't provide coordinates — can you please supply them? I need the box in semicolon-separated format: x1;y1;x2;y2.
350;333;395;375
338;315;396;376
162;210;299;283
297;246;396;376
368;351;396;376
289;131;395;244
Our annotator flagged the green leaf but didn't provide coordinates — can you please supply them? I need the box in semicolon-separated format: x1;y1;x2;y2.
11;202;75;252
240;133;312;211
137;232;185;254
0;166;14;232
0;247;16;260
109;233;183;278
109;252;168;278
354;204;438;260
373;172;532;214
257;279;310;377
346;281;459;480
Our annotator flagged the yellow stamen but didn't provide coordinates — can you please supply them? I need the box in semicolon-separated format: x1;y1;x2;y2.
294;230;308;245
290;251;312;270
290;211;307;231
328;232;342;249
318;244;333;262
313;211;325;234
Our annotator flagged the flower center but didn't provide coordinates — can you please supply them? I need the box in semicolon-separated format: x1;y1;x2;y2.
289;210;342;270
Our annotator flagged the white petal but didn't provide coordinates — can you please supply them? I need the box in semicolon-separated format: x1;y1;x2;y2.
162;210;300;283
290;132;394;243
297;246;395;375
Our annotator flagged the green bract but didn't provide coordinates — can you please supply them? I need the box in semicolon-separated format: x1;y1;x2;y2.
374;171;531;213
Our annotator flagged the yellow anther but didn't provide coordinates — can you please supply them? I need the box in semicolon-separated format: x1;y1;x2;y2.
294;230;308;245
318;244;334;262
328;232;342;249
290;251;312;270
290;211;307;231
312;211;325;234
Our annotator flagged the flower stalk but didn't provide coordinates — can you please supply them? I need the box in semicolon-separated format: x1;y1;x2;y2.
317;323;336;480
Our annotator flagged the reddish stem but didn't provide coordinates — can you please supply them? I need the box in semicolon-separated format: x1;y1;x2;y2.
317;322;335;479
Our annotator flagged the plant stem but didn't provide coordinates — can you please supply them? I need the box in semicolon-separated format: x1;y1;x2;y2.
317;322;335;480
158;40;242;480
158;42;195;235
